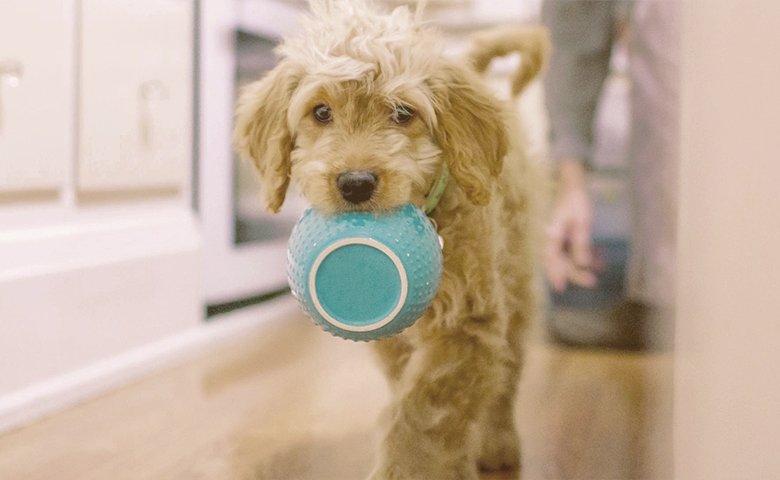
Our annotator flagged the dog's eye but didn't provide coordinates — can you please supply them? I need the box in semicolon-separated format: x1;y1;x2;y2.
313;104;333;124
391;105;415;125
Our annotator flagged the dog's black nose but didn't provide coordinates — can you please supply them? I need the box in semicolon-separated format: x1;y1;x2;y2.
337;171;377;204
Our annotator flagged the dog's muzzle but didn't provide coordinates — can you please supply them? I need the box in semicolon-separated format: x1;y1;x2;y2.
337;171;377;204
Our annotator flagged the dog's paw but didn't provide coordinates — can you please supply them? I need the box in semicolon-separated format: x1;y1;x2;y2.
478;428;521;472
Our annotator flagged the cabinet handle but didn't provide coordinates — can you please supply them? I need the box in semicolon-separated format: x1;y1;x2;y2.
0;60;24;135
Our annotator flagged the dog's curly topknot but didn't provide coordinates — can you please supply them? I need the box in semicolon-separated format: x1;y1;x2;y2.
278;0;442;85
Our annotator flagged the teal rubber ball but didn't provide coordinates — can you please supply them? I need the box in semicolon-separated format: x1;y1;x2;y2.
287;204;443;341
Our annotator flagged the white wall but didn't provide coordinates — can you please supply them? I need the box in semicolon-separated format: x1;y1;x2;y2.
676;1;780;478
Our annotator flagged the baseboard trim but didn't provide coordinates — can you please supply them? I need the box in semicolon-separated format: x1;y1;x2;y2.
205;286;290;318
0;295;297;434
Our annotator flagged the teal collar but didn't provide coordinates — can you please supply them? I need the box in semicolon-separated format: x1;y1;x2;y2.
423;162;450;215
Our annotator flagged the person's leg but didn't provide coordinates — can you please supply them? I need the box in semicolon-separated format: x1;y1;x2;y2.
624;0;680;346
626;0;680;309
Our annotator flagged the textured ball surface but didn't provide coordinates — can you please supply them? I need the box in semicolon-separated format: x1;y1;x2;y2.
287;204;442;341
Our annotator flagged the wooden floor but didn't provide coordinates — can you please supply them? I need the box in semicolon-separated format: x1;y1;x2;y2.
0;302;673;480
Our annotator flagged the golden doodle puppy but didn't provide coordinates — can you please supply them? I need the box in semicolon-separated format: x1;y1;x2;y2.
234;1;549;478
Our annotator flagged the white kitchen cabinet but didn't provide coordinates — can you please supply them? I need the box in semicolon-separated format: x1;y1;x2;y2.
78;0;192;194
0;0;203;434
0;0;73;195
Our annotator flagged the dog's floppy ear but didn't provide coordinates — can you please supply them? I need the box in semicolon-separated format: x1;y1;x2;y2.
429;62;509;206
233;60;302;213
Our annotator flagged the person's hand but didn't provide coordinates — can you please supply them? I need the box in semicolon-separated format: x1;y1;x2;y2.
545;159;598;292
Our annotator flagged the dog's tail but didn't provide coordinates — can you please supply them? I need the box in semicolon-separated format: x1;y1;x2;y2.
467;25;550;97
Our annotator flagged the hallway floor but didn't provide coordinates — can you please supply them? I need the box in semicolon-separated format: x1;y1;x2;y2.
0;301;673;480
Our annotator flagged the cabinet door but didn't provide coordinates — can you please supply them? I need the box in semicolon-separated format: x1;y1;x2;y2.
79;0;192;193
0;0;72;194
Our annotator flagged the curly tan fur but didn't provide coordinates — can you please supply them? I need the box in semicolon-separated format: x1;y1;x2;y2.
233;2;549;478
469;24;551;97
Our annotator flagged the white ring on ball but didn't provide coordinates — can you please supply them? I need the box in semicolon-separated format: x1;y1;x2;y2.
309;237;409;333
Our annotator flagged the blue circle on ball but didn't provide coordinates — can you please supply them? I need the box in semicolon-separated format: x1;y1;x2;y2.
312;240;405;329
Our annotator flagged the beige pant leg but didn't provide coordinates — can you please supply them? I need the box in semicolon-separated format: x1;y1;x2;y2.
626;0;680;308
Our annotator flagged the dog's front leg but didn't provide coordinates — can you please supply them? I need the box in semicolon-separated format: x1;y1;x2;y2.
369;328;504;480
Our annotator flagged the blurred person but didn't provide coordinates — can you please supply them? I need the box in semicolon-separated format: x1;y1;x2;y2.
542;0;679;349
